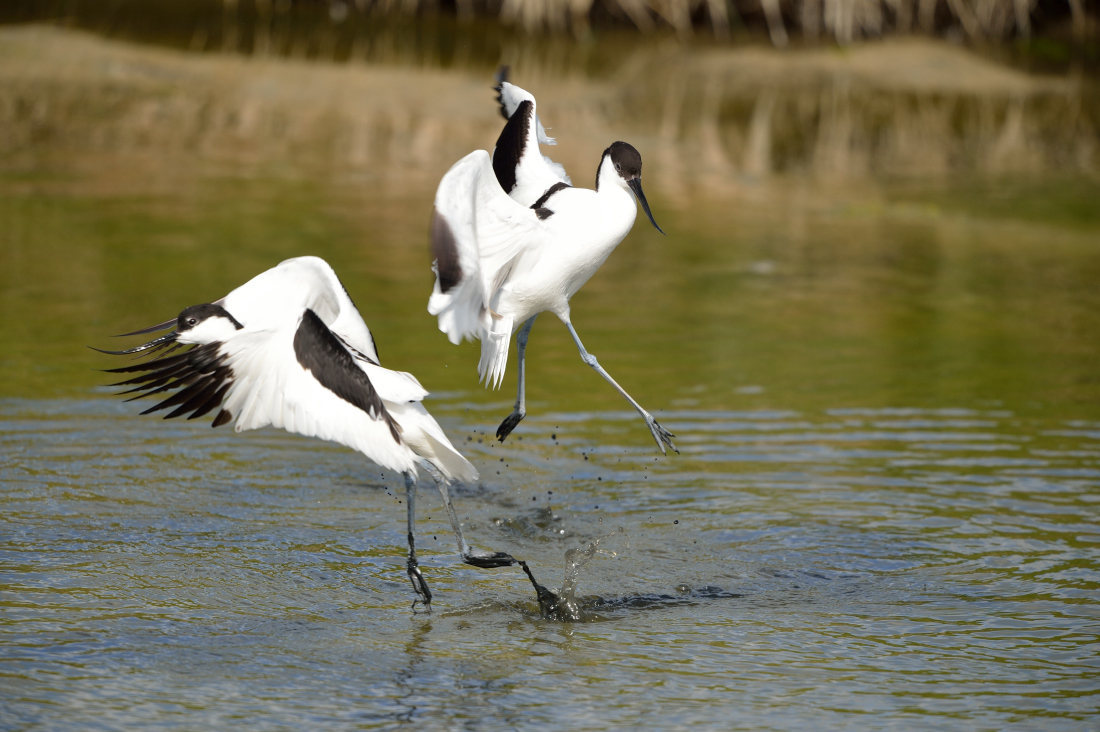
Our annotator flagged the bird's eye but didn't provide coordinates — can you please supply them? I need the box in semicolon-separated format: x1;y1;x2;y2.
615;163;622;172
187;318;197;326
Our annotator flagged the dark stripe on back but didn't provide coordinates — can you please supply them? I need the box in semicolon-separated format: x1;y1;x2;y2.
293;309;401;443
430;209;463;294
531;181;570;219
532;182;570;209
492;99;531;194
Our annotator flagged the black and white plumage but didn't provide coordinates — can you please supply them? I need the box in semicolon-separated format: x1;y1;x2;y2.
428;78;675;454
99;256;516;609
492;68;571;204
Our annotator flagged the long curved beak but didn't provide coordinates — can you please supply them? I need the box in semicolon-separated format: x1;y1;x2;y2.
627;177;664;235
90;331;178;356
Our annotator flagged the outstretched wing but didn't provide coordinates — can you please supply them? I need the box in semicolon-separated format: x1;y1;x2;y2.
495;69;557;146
221;256;382;365
104;308;418;476
104;340;235;425
492;81;571;206
428;150;546;345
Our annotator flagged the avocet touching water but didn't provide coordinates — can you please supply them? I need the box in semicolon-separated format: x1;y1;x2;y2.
428;76;675;454
98;256;516;609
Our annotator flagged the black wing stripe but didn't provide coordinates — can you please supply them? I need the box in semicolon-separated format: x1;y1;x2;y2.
106;349;199;375
293;309;401;444
140;371;215;415
190;383;232;421
162;378;224;420
212;409;233;428
431;209;463;295
492;99;531;194
110;348;224;395
111;369;185;390
116;370;193;395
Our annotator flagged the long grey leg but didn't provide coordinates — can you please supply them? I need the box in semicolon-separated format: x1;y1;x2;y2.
403;471;432;609
565;321;677;454
429;470;516;569
496;314;537;442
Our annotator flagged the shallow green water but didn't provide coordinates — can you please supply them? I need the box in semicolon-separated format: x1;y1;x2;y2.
2;21;1099;731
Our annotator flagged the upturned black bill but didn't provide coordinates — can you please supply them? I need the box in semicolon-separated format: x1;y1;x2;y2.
628;177;664;235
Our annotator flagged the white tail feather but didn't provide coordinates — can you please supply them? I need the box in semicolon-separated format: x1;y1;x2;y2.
386;401;479;483
477;314;514;389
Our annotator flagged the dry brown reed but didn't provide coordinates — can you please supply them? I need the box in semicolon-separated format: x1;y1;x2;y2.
338;0;1093;44
2;25;1093;205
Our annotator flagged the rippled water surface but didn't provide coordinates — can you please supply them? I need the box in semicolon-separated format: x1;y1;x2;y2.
2;16;1100;731
5;401;1100;728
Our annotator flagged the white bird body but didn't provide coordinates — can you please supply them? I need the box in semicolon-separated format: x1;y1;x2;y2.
491;182;638;323
429;76;675;453
103;255;511;608
430;150;642;388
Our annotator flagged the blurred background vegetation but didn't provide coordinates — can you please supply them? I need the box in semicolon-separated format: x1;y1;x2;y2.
0;0;1096;56
0;0;1097;412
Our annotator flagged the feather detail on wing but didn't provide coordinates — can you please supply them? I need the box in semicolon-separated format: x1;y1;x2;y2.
222;256;381;365
103;341;232;421
428;150;543;345
495;71;557;146
492;82;571;204
386;400;479;484
362;363;429;404
217;314;418;476
360;359;477;482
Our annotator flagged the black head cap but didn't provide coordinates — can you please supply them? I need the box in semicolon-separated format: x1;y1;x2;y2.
605;141;643;180
177;303;243;333
600;141;664;235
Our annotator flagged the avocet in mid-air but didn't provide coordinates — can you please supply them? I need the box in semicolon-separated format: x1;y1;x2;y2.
98;256;515;609
428;76;676;454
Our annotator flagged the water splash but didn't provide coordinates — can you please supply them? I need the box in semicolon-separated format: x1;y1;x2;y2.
519;529;622;621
